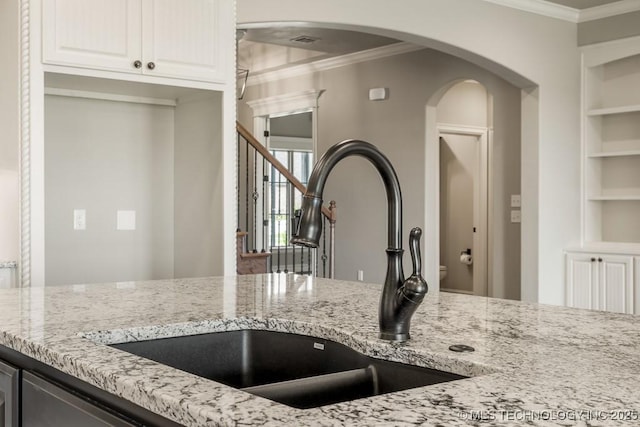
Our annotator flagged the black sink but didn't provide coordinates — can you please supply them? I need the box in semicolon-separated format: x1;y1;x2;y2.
111;330;466;409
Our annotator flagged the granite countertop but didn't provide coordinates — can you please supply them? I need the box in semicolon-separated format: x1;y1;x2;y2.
0;274;639;426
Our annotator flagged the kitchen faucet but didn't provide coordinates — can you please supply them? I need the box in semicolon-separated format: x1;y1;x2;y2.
290;140;428;342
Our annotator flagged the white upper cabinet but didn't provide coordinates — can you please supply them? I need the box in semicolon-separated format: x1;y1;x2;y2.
43;0;230;83
142;0;228;82
43;0;143;73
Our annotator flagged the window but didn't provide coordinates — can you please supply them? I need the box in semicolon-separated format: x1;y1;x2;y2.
268;149;313;247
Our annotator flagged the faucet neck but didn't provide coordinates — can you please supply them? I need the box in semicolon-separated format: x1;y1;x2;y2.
305;140;403;250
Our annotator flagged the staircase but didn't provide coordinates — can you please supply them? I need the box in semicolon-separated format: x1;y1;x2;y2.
236;121;336;277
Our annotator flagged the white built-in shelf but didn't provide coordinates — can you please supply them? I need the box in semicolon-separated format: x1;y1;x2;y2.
587;104;640;116
589;195;640;201
588;150;640;158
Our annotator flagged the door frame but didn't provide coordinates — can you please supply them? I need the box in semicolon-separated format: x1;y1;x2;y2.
438;123;491;297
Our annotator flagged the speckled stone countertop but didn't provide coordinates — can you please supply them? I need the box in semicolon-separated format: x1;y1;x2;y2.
1;274;639;426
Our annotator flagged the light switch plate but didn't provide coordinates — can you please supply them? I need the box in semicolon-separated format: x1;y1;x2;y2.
117;210;136;230
511;210;521;223
510;194;521;208
73;209;86;230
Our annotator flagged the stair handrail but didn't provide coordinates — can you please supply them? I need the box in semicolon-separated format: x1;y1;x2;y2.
236;121;334;221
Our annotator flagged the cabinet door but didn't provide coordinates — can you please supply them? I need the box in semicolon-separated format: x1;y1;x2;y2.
43;0;143;73
0;359;19;427
141;0;231;82
22;372;135;427
598;255;634;314
566;253;598;309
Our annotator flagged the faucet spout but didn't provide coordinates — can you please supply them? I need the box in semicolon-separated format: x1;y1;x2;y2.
290;140;428;341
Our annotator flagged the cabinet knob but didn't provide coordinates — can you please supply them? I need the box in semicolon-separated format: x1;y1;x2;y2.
590;257;596;262
598;257;603;262
133;60;142;69
147;62;156;70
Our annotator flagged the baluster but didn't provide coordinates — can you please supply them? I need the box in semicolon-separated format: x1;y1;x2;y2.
283;181;289;274
329;200;337;279
292;209;296;274
262;157;268;253
276;214;281;273
236;134;241;232
322;216;327;278
245;136;249;239
252;148;258;253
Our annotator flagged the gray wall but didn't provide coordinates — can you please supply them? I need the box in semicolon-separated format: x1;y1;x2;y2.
270;112;312;138
174;93;224;278
44;96;175;285
0;0;20;264
239;48;522;299
578;12;640;46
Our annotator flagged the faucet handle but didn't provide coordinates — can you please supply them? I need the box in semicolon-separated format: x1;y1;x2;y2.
404;227;428;297
409;227;422;276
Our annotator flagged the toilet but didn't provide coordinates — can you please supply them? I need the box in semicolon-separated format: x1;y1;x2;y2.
439;265;447;281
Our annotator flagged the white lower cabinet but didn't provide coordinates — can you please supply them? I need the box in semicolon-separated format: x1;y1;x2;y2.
566;252;634;314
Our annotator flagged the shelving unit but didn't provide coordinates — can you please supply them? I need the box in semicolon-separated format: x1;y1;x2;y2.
582;38;640;245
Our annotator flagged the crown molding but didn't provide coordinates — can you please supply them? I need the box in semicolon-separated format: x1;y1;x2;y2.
481;0;579;22
245;89;325;116
578;0;640;22
245;42;423;87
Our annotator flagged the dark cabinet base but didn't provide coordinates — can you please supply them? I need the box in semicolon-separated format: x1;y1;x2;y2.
0;359;19;427
22;372;136;427
0;345;182;427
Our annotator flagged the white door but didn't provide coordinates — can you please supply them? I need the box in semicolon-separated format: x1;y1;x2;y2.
141;0;230;82
43;0;143;73
439;133;486;294
599;255;633;314
566;253;597;309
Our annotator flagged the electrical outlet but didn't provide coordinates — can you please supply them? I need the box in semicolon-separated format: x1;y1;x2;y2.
73;209;86;230
510;194;521;208
511;210;521;223
357;270;364;281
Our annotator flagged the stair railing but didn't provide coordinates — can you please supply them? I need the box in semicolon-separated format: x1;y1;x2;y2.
236;121;336;278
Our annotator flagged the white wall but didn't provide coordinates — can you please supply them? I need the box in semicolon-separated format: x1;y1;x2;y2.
0;0;20;264
44;96;175;285
578;12;640;46
238;0;582;305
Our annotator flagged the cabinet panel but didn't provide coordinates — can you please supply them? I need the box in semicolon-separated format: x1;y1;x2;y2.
142;0;229;82
566;254;597;309
22;372;135;427
0;359;19;427
43;0;143;73
599;256;633;313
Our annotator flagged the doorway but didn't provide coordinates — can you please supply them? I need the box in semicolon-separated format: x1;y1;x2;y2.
437;81;490;296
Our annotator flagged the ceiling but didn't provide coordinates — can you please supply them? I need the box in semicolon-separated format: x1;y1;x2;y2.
241;26;399;55
238;0;631;74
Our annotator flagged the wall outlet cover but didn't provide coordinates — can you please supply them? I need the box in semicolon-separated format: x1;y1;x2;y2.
510;194;521;208
117;210;136;230
368;87;388;101
73;209;86;230
510;210;521;223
